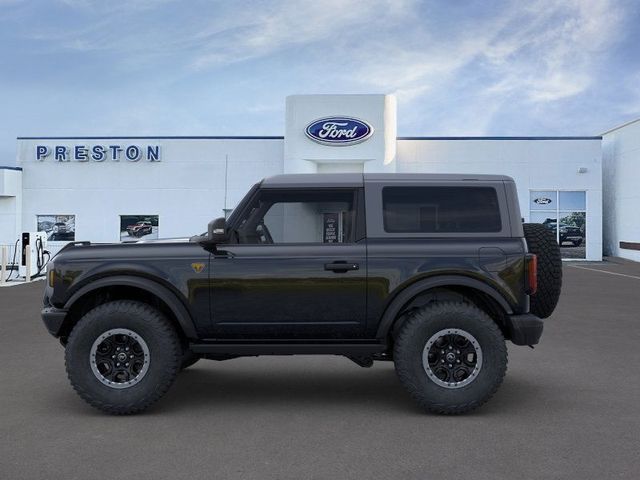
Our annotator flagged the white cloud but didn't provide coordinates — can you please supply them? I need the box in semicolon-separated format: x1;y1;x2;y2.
22;0;626;107
357;0;623;101
3;0;634;138
482;0;623;103
189;0;416;69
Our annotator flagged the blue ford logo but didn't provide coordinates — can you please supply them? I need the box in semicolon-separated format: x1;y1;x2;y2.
305;116;374;146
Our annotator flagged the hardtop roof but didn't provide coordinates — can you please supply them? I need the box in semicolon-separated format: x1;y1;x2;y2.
261;173;513;188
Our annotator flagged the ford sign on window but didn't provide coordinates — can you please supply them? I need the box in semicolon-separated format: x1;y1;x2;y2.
305;116;374;146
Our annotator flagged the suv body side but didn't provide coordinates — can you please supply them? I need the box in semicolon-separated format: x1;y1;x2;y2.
363;175;528;338
43;173;531;348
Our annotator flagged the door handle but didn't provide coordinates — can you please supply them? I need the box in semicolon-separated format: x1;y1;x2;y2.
324;261;359;272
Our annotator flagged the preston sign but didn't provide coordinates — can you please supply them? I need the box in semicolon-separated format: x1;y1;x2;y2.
35;144;161;162
305;116;374;146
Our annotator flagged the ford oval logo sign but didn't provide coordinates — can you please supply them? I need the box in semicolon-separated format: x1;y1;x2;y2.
305;116;374;146
534;197;552;205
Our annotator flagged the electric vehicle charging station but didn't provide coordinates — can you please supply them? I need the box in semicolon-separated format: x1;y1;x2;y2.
18;231;49;279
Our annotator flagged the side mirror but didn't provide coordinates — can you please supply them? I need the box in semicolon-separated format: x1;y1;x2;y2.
207;217;228;244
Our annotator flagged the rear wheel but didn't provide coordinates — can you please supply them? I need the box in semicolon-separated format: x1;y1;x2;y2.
394;301;507;414
523;223;562;318
65;300;181;415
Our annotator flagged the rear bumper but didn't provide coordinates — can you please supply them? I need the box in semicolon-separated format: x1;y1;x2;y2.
506;313;543;346
41;306;68;337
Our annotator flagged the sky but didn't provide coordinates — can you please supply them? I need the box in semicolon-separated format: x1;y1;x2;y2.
1;0;639;165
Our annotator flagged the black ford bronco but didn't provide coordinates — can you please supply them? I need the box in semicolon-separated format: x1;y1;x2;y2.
41;174;562;415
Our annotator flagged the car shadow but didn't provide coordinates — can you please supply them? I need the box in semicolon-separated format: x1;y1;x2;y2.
153;361;543;417
46;360;545;417
156;362;415;414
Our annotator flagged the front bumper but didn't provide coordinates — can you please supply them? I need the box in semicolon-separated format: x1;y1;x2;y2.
41;306;68;337
506;313;543;346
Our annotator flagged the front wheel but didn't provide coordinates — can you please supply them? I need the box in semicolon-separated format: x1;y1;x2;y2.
65;300;182;415
394;301;507;414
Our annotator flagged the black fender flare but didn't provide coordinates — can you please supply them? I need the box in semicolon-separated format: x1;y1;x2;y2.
63;275;198;339
375;275;513;340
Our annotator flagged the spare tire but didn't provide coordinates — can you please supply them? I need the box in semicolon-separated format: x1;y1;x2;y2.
523;223;562;318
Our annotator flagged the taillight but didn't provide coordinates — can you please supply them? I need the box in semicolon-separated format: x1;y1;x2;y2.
526;254;537;295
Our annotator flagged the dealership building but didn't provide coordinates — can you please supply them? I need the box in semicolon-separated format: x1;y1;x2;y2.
0;94;638;263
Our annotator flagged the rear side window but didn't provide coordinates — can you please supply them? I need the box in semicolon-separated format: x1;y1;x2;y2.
382;186;502;233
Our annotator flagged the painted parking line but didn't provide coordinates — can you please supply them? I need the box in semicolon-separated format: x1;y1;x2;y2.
568;264;640;280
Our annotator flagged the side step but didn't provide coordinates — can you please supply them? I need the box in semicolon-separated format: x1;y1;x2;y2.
190;341;387;356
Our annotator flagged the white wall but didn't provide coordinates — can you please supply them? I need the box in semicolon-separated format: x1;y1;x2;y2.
14;135;604;260
17;138;284;253
603;120;640;262
0;168;22;247
397;138;603;260
11;92;606;264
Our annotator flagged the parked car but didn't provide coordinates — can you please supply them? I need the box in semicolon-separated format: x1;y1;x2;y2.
38;221;54;233
42;173;562;415
126;221;153;237
543;220;583;246
49;222;74;241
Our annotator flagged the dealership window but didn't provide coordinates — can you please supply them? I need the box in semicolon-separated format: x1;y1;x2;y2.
37;215;75;242
530;191;586;259
382;186;501;233
236;190;355;244
120;215;159;242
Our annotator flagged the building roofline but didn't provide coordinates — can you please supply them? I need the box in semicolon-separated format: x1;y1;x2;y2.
16;135;602;141
16;136;285;140
397;136;602;141
0;166;22;171
601;117;640;136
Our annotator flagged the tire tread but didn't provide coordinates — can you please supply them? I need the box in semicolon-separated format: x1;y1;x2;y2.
394;301;507;415
65;300;181;415
523;223;563;318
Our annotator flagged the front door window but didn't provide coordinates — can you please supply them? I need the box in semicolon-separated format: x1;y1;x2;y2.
236;190;355;245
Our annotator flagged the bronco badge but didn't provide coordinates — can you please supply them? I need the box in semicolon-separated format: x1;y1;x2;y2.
191;262;205;273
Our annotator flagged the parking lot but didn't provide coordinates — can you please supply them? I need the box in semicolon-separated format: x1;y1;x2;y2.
1;261;639;480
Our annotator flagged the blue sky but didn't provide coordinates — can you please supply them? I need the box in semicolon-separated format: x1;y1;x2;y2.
1;0;639;165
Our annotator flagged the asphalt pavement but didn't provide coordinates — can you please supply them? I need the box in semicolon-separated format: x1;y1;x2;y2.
1;260;639;479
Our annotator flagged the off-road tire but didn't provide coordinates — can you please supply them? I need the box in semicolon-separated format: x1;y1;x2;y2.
65;300;181;415
394;301;507;415
180;350;201;370
523;223;562;318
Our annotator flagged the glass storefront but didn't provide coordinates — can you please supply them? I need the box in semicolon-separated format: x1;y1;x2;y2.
530;191;586;259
